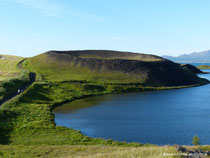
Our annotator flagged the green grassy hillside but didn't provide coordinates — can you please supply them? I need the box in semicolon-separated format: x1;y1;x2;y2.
22;50;208;86
0;55;30;102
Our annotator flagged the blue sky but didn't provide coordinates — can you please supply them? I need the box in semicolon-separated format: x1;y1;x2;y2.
1;0;210;57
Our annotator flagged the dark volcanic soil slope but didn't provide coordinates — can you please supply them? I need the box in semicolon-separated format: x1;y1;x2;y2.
24;50;209;86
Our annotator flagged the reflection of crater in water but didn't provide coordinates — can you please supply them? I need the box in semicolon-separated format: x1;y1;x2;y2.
53;95;120;114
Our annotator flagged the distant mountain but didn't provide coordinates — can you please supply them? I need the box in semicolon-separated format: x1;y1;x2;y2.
163;50;210;63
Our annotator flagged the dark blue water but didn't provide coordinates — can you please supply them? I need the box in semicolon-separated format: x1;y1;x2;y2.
53;69;210;145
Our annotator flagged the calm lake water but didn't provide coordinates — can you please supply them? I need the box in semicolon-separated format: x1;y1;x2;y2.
53;69;210;145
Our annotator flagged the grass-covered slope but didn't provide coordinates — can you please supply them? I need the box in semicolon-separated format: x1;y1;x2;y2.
0;55;31;102
0;71;30;102
0;55;23;80
22;50;208;86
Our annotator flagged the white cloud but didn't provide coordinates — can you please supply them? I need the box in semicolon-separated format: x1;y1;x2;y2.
11;0;60;16
7;0;106;22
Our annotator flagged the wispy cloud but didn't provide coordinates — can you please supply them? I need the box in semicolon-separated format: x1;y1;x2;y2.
8;0;106;22
11;0;60;16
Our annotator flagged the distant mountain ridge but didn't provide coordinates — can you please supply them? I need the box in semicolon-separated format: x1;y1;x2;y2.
163;50;210;63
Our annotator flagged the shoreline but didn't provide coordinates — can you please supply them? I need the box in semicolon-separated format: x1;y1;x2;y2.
0;67;209;147
51;81;210;146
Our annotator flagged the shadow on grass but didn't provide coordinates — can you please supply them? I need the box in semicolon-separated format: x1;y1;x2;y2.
0;109;19;144
20;83;53;103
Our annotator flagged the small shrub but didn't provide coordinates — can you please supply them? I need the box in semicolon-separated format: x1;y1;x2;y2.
192;135;200;146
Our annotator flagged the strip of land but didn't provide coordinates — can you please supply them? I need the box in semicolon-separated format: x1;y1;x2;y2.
197;65;210;69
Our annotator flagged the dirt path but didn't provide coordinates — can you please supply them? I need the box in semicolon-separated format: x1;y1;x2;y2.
0;58;36;105
17;58;27;70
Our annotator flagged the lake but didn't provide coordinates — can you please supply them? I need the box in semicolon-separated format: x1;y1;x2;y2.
53;69;210;145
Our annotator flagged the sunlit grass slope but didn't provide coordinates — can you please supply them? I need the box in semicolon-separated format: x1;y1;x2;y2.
0;55;23;81
22;52;149;84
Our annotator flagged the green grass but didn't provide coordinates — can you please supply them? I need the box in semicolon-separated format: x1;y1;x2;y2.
0;70;30;101
197;65;210;69
0;55;23;80
0;145;181;158
0;55;31;101
2;144;210;158
80;54;162;61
